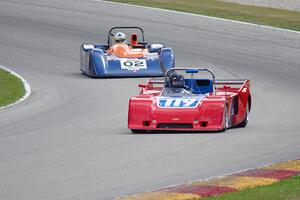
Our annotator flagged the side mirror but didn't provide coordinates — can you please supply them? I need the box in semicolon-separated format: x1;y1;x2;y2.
139;84;146;88
148;43;164;53
82;44;94;50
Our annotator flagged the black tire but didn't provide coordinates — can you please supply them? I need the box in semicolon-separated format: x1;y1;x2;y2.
239;103;250;127
221;106;229;132
88;62;96;77
131;129;146;134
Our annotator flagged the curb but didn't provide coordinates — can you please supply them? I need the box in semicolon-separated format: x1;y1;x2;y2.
0;65;31;110
97;0;300;34
116;158;300;199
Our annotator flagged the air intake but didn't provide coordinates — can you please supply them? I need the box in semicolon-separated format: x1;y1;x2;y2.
156;123;193;129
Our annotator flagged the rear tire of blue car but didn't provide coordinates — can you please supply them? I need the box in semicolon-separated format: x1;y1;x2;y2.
88;62;97;78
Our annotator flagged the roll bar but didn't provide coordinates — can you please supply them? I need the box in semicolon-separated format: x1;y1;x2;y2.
108;26;145;47
164;68;250;94
165;68;216;82
148;78;164;84
165;68;216;94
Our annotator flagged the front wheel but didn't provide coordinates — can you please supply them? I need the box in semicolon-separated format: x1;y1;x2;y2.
221;106;229;132
131;129;146;134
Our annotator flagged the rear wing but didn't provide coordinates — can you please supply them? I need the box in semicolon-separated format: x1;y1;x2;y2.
214;79;248;85
215;79;250;100
140;74;250;94
138;78;164;89
148;78;164;85
214;79;250;89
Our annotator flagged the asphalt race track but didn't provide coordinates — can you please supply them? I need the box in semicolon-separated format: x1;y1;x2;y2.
0;1;300;199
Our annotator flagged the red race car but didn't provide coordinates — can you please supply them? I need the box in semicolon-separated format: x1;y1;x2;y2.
128;68;251;132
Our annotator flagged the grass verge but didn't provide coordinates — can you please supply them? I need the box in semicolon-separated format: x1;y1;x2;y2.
106;0;300;32
0;68;25;107
203;175;300;200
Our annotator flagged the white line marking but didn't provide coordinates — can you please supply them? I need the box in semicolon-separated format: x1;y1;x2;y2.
0;65;31;110
95;0;300;34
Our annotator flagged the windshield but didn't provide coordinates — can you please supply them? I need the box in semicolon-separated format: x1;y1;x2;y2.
161;87;195;97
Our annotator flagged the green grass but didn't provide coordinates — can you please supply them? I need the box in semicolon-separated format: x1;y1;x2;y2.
203;175;300;200
0;69;25;107
107;0;300;31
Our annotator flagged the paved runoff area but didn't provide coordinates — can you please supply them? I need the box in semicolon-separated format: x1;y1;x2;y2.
222;0;300;11
116;159;300;199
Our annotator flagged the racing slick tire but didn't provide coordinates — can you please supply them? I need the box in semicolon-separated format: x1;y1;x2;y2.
131;129;146;134
239;103;250;127
221;105;229;132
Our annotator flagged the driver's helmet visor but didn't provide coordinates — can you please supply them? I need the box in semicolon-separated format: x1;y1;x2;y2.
172;77;183;86
115;38;126;43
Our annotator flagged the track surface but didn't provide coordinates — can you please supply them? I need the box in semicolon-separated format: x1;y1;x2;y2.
0;1;299;199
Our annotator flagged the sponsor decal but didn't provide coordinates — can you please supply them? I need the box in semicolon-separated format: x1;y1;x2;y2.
157;98;200;108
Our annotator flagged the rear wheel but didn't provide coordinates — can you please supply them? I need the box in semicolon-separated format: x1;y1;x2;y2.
239;103;250;127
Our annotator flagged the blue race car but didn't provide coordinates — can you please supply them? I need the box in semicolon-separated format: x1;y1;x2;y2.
80;27;175;78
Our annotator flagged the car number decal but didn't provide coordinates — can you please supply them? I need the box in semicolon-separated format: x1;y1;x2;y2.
157;98;200;108
120;59;147;71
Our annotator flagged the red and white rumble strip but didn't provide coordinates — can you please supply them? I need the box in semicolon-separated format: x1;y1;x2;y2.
116;158;300;200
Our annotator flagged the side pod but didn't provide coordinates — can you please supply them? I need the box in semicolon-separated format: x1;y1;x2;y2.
80;44;93;75
128;97;152;129
89;49;108;77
